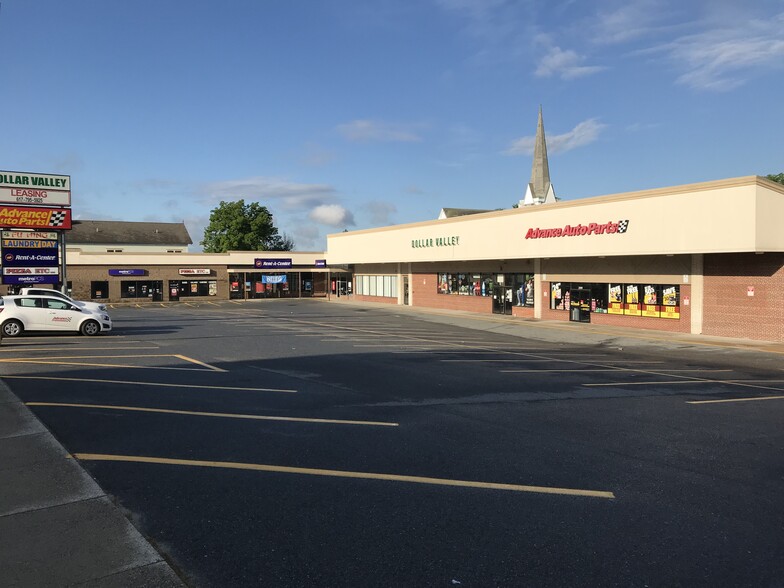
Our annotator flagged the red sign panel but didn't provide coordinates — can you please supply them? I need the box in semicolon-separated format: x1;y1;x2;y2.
0;206;71;230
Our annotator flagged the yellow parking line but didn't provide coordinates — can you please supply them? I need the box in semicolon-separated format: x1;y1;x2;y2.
503;369;634;373
0;354;224;372
0;359;219;371
583;380;717;387
505;368;732;373
0;346;160;352
26;402;398;427
174;354;226;372
0;354;180;360
443;359;665;363
687;395;784;405
72;453;615;499
585;380;784;391
1;374;296;393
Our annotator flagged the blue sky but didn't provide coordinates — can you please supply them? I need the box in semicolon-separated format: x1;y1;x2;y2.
1;0;782;251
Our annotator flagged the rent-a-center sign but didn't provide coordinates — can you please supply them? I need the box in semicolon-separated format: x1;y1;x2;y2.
0;171;71;207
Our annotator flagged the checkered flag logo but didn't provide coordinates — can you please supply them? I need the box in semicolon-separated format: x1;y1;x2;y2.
617;220;629;233
49;211;68;227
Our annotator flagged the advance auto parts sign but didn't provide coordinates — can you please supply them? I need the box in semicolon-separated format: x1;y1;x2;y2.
0;206;72;229
525;220;629;239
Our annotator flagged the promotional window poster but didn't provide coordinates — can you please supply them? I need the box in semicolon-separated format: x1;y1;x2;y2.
624;284;642;316
608;284;624;315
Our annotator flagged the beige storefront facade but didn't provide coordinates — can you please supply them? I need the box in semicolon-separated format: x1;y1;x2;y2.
62;250;338;302
327;176;784;342
5;175;780;343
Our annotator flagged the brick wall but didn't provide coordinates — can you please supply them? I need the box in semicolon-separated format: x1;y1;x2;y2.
413;274;493;313
512;306;535;319
703;253;784;342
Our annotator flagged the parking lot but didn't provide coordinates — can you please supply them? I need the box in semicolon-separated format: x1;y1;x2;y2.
2;299;783;586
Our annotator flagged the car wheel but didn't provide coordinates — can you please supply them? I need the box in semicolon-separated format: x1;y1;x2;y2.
2;319;23;337
80;320;101;336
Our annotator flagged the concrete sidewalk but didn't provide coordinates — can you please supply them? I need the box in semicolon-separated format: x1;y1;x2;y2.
0;381;185;587
328;296;784;355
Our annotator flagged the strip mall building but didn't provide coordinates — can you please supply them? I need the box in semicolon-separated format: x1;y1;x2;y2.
15;175;783;343
3;115;783;342
326;175;784;343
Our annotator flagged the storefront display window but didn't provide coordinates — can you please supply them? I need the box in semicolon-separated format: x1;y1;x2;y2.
355;275;397;298
608;284;623;315
177;280;216;297
661;285;680;319
624;284;642;316
511;274;535;307
437;273;494;297
91;281;108;299
642;285;660;317
553;283;606;313
555;282;680;319
120;280;163;301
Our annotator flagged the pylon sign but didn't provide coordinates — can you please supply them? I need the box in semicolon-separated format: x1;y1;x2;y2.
0;170;71;287
1;231;59;285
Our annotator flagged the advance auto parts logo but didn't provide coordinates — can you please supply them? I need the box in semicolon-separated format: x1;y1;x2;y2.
525;220;629;239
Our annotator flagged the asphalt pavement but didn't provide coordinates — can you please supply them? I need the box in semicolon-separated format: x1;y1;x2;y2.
1;299;781;587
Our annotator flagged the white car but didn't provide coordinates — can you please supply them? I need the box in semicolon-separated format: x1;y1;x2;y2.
18;287;107;313
0;295;112;337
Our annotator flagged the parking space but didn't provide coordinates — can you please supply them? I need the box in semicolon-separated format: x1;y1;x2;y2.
3;299;783;586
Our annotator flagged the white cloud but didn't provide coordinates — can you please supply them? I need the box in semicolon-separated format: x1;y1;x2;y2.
590;0;674;45
309;204;356;228
200;177;337;211
337;120;423;143
665;15;784;91
535;46;606;79
434;0;521;41
505;118;607;155
363;201;397;225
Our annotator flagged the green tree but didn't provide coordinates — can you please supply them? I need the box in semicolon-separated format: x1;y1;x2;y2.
765;173;784;185
200;200;294;252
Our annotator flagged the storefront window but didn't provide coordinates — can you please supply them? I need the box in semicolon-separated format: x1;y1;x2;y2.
624;284;642;316
642;284;660;317
91;281;108;299
552;283;612;313
120;280;163;301
608;284;624;315
511;274;535;307
354;275;397;298
555;282;680;319
661;285;680;319
591;284;608;313
177;280;217;297
550;282;565;310
436;273;493;296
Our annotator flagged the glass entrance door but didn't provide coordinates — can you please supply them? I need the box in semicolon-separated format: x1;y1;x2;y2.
493;286;513;315
569;289;591;323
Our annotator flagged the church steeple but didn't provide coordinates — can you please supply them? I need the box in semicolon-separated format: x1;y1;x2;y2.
521;106;557;206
